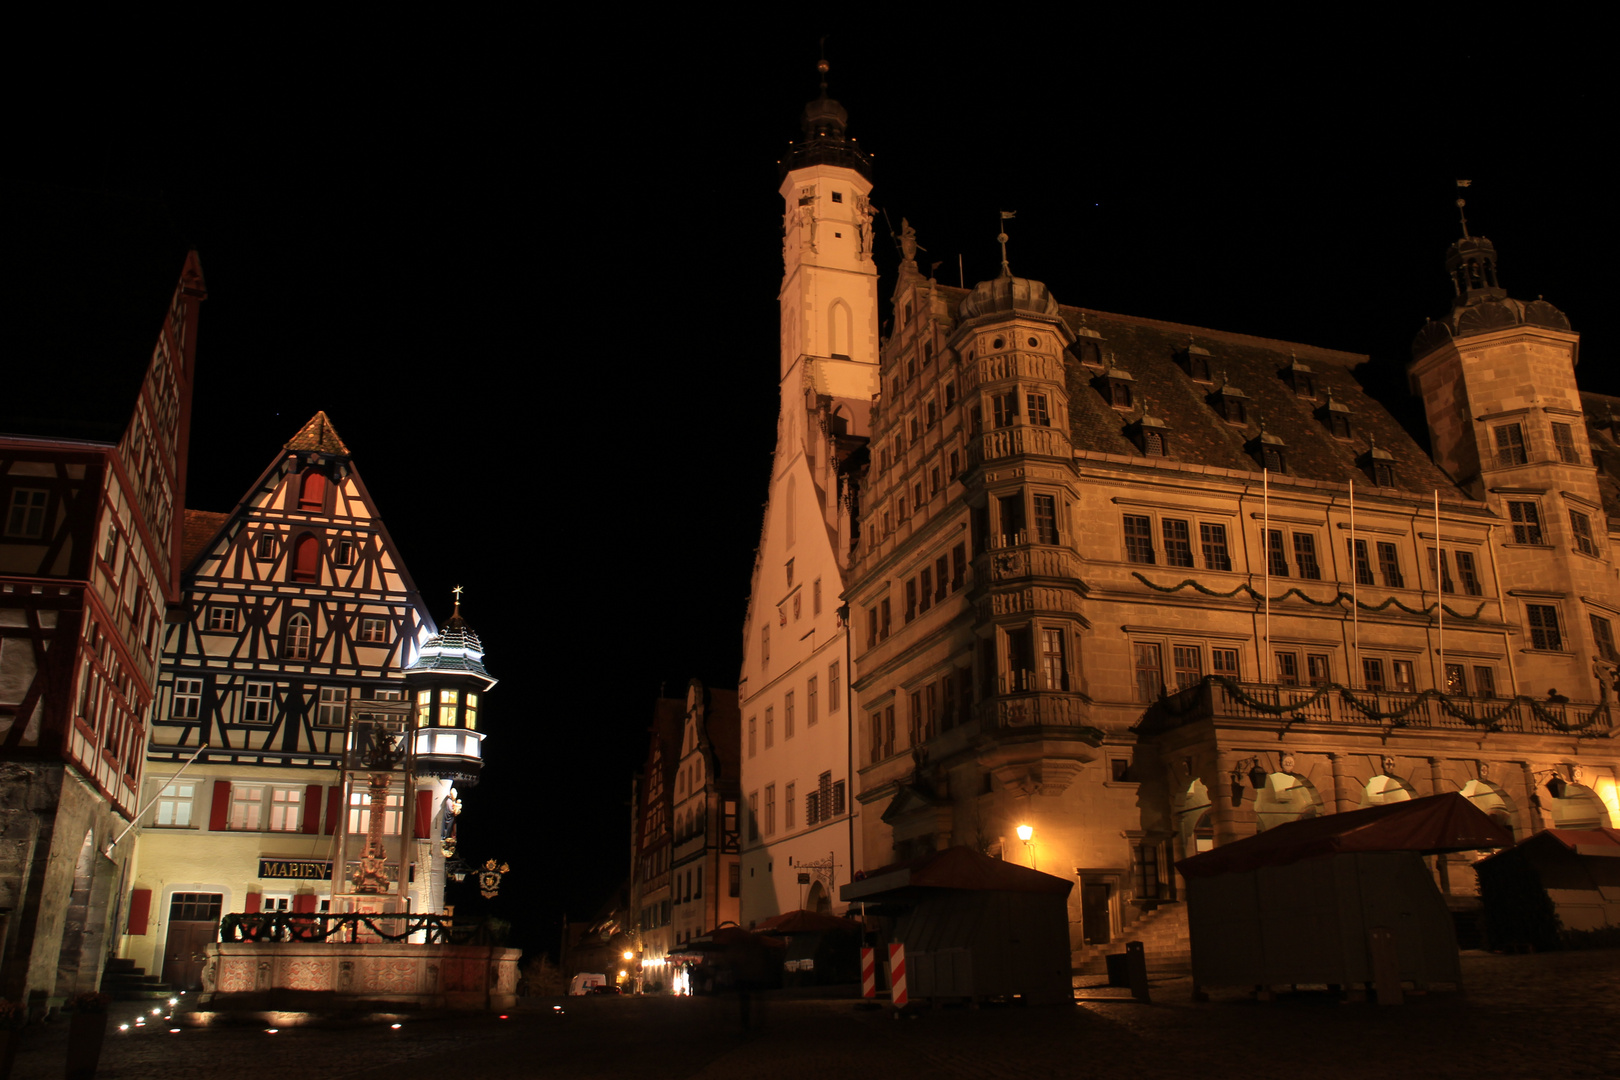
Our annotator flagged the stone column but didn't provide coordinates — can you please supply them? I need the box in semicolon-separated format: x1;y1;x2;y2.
1518;761;1545;835
1329;753;1354;815
1429;757;1452;894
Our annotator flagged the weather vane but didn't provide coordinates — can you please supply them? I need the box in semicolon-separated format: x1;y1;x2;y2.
998;210;1017;277
1456;179;1471;238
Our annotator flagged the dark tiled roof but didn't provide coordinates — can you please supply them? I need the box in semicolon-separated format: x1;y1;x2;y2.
1579;391;1620;521
181;509;230;570
1058;306;1458;495
407;611;494;681
705;687;741;781
3;183;192;441
285;411;350;455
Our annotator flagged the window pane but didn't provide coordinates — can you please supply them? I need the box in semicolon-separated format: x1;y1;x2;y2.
1124;516;1155;564
1133;643;1163;703
1164;520;1193;568
1200;523;1232;571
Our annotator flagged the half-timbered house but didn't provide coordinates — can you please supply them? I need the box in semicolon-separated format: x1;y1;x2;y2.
666;678;741;988
124;413;454;986
1;225;204;1003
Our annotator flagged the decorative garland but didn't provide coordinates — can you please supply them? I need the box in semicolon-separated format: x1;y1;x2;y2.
1156;674;1609;736
1132;572;1489;620
220;911;461;945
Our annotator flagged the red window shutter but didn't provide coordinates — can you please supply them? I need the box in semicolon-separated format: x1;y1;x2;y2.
244;892;261;914
127;888;152;935
325;785;343;835
303;784;323;834
209;780;232;831
293;534;319;582
415;789;434;840
292;893;318;914
299;468;326;510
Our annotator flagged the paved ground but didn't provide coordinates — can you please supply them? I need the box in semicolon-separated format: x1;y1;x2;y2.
8;951;1617;1079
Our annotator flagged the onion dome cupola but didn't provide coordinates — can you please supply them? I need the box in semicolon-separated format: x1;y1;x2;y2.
781;58;872;180
1412;191;1571;358
958;215;1062;323
405;588;496;786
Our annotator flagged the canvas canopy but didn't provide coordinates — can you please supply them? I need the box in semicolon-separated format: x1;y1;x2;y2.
843;845;1074;901
1178;792;1514;879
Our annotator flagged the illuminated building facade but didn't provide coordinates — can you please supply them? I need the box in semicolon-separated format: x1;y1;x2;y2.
124;414;474;987
630;695;682;984
755;83;1620;959
736;66;877;923
667;680;741;971
1;238;204;1003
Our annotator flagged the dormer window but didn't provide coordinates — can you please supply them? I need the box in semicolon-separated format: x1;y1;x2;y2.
1129;415;1171;458
1249;430;1287;473
1319;392;1352;439
1099;366;1135;410
1360;442;1396;487
1211;382;1248;424
1285;358;1316;399
1179;343;1213;382
1073;324;1105;370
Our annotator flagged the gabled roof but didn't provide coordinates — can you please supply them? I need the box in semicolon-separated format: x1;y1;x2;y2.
1177;793;1514;879
1476;827;1620;865
284;410;350;456
842;845;1074;900
181;509;230;570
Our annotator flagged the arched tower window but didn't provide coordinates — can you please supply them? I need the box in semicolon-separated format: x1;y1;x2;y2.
298;467;327;512
828;298;853;359
291;533;319;582
283;613;311;660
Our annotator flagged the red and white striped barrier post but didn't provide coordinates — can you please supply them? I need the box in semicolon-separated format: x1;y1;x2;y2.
888;943;907;1010
860;947;877;998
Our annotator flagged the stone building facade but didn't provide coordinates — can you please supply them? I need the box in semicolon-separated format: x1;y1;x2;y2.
767;90;1620;954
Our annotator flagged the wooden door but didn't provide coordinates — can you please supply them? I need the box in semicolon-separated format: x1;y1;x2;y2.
160;893;222;990
1082;882;1112;945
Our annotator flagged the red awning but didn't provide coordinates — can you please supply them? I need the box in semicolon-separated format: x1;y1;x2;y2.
1177;792;1515;879
843;845;1074;901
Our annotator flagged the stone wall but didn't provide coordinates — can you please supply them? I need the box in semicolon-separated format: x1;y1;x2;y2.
200;941;520;1011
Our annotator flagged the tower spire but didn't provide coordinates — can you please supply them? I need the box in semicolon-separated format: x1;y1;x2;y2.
998;210;1017;278
1456;179;1472;239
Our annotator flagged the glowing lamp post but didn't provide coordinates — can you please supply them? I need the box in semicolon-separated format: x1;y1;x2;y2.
1016;824;1036;870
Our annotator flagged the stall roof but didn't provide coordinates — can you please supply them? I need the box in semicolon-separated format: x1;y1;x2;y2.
841;845;1074;902
753;909;864;934
1476;827;1620;865
1177;793;1514;879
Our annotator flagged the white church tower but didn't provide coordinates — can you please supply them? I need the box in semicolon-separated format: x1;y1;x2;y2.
737;62;878;919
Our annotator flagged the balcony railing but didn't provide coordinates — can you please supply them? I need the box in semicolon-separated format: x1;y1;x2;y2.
1142;677;1613;737
975;690;1101;737
969;426;1072;466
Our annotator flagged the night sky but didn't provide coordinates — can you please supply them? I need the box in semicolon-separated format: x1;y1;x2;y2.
12;22;1604;957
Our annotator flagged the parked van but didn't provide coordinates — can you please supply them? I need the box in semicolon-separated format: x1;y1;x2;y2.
569;973;608;996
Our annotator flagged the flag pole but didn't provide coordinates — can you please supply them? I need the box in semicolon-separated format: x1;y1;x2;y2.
1263;468;1271;684
1350;480;1359;688
1436;490;1445;690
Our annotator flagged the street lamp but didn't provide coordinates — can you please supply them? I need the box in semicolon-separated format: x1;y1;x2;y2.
1016;824;1036;870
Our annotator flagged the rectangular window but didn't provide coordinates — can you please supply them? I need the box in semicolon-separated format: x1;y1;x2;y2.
172;677;202;719
1474;666;1498;698
747;792;759;840
992;391;1018;428
359;617;389;643
1445;663;1467;696
908;691;923;744
1267;530;1289;577
807;676;818;726
764;785;775;837
1026;393;1050;426
1392;660;1415;693
1200;523;1232;571
747;716;756;758
1428;548;1455;593
1493;423;1528;467
1124;515;1155;564
1361;658;1385;690
813;578;822;615
1307;653;1331;687
1041;628;1068;690
1293;533;1321;579
207;606;239;633
230;783;265;830
918;568;932;613
905;579;918;622
1211;648;1239;678
764;706;774;749
784;692;795;740
1376;542;1404;588
1134;842;1161;900
867;606;879;648
869;711;884;764
1033;494;1059;545
762;623;770;668
829;661;841;711
1172;644;1202;690
268;786;303;832
1508;500;1543;544
1348;540;1375;586
1133;643;1163;703
154;781;197;827
1527;604;1563;650
998;494;1025;544
729;863;741;897
1570;510;1598;557
1453;550;1482;595
1163;519;1193;568
951;544;967;590
1551;422;1580;464
335;539;356;566
881;598;891;639
1592;615;1619;661
3;488;49;538
934;556;949;601
785;782;795;829
243;682;274;723
255;533;275;560
1274;652;1300;685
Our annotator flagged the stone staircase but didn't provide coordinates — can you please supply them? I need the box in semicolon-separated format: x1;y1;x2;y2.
101;957;175;1001
1071;903;1191;976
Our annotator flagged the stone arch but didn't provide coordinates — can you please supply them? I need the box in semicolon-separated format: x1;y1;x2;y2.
1175;778;1213;855
1360;774;1417;808
1459;779;1518;831
1548;783;1612;828
1254;771;1323;831
830;406;850;437
806;880;831;914
827;298;853;359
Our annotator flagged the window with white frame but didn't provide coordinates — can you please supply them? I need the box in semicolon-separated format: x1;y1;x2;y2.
4;488;49;538
243;682;273;723
347;789;403;835
359;617;389;643
316;686;346;726
153;781;197;827
283;613;312;659
172;677;202;719
230;784;305;832
207;606;240;633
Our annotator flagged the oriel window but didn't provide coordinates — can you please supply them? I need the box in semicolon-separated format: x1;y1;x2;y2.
1493;424;1528;467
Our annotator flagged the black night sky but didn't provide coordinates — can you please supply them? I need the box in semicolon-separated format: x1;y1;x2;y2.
11;20;1605;958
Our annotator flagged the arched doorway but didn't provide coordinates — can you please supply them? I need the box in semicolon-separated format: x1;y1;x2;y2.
1254;772;1323;831
1548;784;1611;829
805;880;831;914
1459;779;1517;833
1175;779;1213;855
1360;774;1416;808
